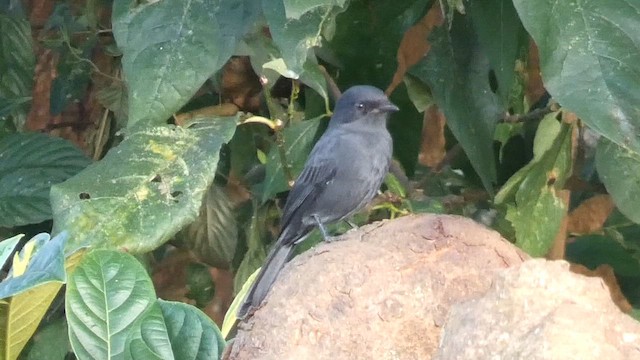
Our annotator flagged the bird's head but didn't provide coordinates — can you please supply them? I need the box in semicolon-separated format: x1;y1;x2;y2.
330;85;399;127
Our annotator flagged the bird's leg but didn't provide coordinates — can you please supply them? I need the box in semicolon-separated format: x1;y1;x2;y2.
312;214;333;242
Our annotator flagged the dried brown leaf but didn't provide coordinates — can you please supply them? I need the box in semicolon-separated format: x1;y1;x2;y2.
386;2;444;95
567;194;616;235
419;105;446;167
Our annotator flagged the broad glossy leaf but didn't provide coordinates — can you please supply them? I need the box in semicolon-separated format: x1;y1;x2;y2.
262;0;348;77
261;116;324;202
51;117;237;253
596;137;640;224
468;0;528;104
411;16;501;192
125;304;172;360
514;0;640;153
0;232;67;299
0;14;34;129
112;0;251;127
159;300;225;359
66;250;156;360
0;132;90;228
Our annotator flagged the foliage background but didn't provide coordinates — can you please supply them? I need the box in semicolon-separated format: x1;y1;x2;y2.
0;0;639;358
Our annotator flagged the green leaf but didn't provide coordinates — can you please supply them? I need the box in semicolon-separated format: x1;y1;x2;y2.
403;73;433;113
51;117;237;253
125;303;172;360
0;14;35;130
0;96;30;119
566;235;640;277
158;300;225;359
176;184;238;269
262;0;348;77
66;249;156;360
223;267;259;339
514;0;640;154
112;0;250;127
0;132;90;227
411;15;500;192
261;116;324;202
596;137;640;224
0;232;67;299
495;112;560;203
0;234;23;268
25;318;71;360
125;300;225;360
497;115;573;256
468;0;528;104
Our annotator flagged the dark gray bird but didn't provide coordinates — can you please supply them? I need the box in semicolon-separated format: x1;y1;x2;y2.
237;85;398;319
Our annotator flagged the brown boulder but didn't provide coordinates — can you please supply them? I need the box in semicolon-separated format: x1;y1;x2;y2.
226;214;528;360
435;259;640;360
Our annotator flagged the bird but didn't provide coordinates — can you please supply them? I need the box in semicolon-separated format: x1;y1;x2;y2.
237;85;398;319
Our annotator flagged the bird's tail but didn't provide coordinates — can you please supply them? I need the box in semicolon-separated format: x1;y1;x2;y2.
237;241;295;319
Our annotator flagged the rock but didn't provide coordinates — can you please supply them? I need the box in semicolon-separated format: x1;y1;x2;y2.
435;259;640;360
226;214;528;360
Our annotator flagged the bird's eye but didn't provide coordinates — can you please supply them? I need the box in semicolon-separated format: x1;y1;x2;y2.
356;103;366;111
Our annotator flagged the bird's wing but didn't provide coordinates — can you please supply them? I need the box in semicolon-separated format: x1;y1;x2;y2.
278;159;337;238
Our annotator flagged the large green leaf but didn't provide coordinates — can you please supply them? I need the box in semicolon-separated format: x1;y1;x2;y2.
0;133;90;227
124;303;172;360
51;117;237;253
514;0;640;153
596;137;640;224
0;232;67;299
411;15;501;192
496;114;573;256
124;300;225;360
158;300;225;359
112;0;252;127
262;0;348;77
468;0;528;105
66;250;156;360
261;116;324;202
0;14;34;130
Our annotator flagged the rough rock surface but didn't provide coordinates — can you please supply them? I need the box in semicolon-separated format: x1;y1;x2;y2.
226;214;528;360
435;259;640;360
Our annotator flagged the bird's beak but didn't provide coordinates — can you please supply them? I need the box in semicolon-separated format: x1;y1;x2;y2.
378;101;400;113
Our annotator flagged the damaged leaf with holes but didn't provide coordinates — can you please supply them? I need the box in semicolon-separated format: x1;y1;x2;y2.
495;113;573;256
51;116;238;253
